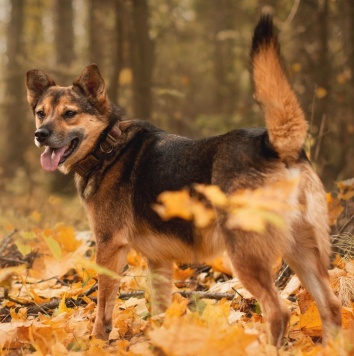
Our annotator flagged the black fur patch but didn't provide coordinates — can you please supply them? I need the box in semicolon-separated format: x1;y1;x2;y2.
251;14;279;59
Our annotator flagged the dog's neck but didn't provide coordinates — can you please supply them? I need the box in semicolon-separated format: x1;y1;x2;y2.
74;123;121;177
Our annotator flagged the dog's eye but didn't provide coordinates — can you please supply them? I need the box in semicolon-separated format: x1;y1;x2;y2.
36;110;45;119
64;110;77;118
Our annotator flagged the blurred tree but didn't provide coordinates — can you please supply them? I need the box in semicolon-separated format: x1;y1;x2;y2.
88;0;124;105
0;0;353;191
340;0;354;180
128;0;154;120
88;0;105;71
54;0;75;84
51;0;76;193
210;0;237;116
293;0;334;185
107;0;124;104
2;0;27;178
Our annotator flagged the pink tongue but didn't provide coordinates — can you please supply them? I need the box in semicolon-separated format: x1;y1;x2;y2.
40;146;67;171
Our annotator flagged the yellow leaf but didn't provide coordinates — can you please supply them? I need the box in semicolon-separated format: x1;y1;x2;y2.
81;295;93;305
191;200;215;228
55;225;81;252
173;267;195;281
339;190;354;201
299;301;322;337
3;221;15;232
29;210;42;223
210;253;233;276
156;179;297;233
15;241;32;256
165;293;188;323
57;293;72;315
0;265;26;288
10;307;27;321
43;236;62;260
327;194;344;225
119;67;132;85
292;334;317;353
75;256;121;280
292;62;302;72
341;306;354;329
332;254;346;269
149;318;208;356
48;195;62;205
337;178;354;191
194;184;228;207
154;189;215;228
127;248;146;267
20;231;36;240
149;310;259;356
337;73;346;85
227;208;283;232
29;286;51;304
154;189;193;221
316;86;328;99
202;300;230;327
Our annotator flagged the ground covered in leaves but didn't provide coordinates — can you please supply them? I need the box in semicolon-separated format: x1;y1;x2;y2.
0;176;354;355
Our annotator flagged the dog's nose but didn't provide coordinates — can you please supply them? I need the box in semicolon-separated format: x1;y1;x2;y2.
35;127;50;143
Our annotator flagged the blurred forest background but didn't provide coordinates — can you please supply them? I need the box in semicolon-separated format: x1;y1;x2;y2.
0;0;354;196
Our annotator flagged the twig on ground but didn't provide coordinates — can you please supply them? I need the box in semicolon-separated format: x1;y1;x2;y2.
4;290;30;306
338;215;354;235
119;291;145;299
0;257;28;265
275;264;291;287
0;290;147;321
175;290;236;301
0;229;18;256
81;283;98;297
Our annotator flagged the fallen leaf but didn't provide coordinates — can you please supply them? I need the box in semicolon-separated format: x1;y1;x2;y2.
0;265;26;288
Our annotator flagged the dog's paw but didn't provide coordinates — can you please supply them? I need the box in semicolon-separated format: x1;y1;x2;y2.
91;323;109;341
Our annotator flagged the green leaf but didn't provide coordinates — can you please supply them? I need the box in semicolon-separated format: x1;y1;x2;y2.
44;236;62;260
20;231;37;240
15;241;32;256
253;301;262;315
75;256;121;280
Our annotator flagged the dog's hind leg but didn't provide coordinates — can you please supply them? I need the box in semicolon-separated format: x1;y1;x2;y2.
92;236;129;340
284;221;342;343
147;259;173;315
224;228;290;347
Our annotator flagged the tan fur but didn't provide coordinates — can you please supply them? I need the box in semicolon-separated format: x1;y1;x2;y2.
252;40;309;161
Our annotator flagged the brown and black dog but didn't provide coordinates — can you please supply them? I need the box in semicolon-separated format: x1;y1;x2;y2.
26;15;341;346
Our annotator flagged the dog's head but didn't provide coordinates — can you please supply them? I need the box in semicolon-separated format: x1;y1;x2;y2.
26;64;112;174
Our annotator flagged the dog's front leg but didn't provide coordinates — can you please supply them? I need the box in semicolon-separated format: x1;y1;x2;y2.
147;259;173;315
92;236;129;340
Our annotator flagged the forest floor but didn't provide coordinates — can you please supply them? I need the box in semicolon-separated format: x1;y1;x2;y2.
0;175;354;355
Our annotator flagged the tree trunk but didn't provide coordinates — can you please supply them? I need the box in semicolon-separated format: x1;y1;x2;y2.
88;0;122;104
314;0;343;185
211;0;236;116
107;0;124;104
51;0;76;193
128;0;153;120
54;0;75;83
2;0;26;178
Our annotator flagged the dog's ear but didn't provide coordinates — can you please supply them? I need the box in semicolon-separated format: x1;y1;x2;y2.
73;64;108;110
26;70;56;108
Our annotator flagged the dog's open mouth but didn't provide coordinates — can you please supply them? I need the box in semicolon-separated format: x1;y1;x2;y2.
40;138;80;172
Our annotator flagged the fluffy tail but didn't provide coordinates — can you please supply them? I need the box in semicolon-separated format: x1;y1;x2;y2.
251;15;308;162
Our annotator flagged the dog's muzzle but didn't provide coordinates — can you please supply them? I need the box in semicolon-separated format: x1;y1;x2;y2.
35;127;51;144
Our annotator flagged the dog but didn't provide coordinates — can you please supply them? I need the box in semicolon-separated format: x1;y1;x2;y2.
26;15;341;346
